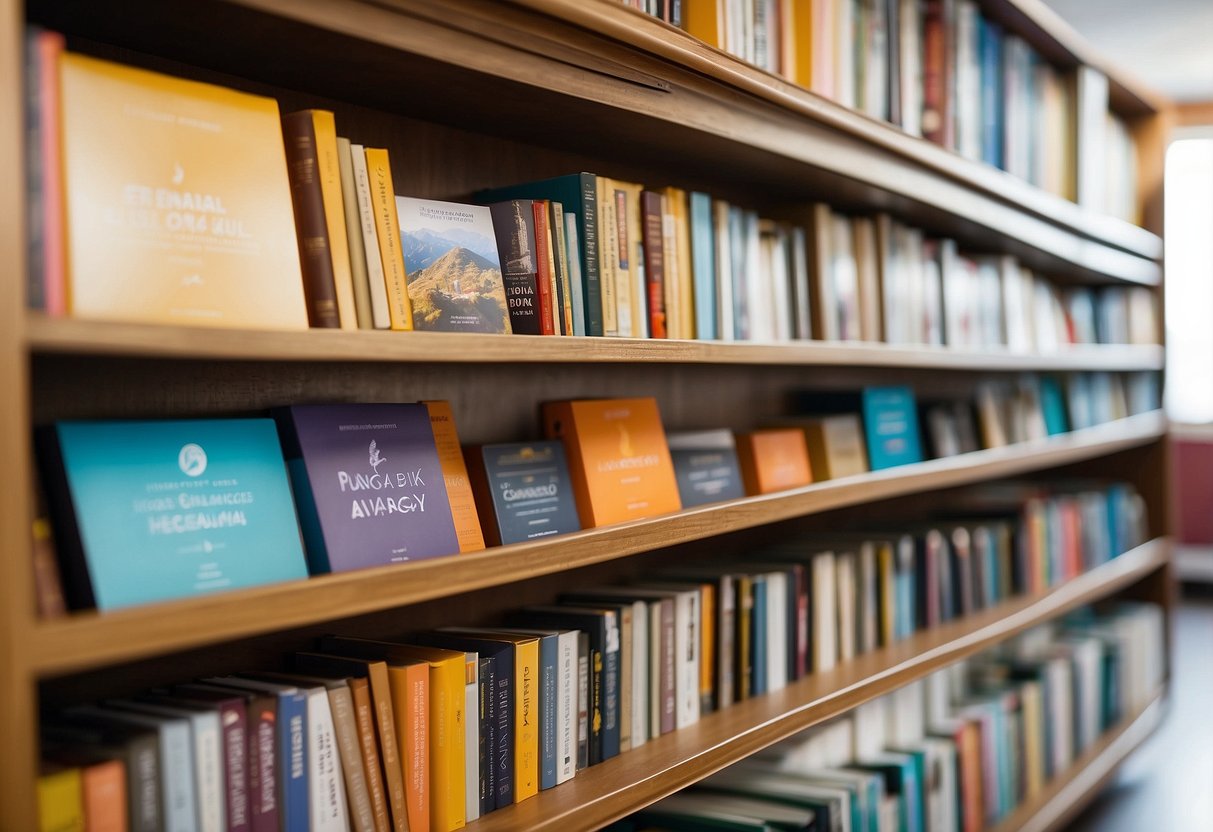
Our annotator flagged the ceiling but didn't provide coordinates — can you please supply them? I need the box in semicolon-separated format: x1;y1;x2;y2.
1043;0;1213;102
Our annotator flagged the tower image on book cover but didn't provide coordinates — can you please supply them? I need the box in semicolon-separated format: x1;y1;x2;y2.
395;196;512;333
275;404;461;573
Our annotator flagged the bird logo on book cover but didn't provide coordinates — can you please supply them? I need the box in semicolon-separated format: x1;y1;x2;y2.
368;439;386;473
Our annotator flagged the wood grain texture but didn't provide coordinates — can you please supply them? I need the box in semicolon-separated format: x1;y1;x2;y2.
25;316;1167;371
28;414;1167;677
987;693;1166;832
464;543;1169;832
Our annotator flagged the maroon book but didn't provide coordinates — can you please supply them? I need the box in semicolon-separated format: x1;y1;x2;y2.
281;112;341;328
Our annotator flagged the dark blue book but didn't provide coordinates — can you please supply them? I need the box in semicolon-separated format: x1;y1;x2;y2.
408;632;514;812
514;606;616;765
465;441;581;545
475;173;602;336
979;18;1004;169
494;628;559;790
666;429;746;508
750;576;768;697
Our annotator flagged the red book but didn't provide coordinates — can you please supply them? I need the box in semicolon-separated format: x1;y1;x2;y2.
34;30;67;315
1060;497;1082;580
922;0;954;149
640;191;667;339
531;200;556;335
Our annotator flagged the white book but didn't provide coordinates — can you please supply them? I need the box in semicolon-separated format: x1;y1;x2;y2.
835;551;857;663
812;551;838;672
76;705;198;832
350;144;390;329
555;630;579;782
1044;656;1075;772
564;212;586;337
462;653;479;822
791;226;812;340
899;0;923;137
641;584;701;729
113;700;224;832
627;600;649;747
764;570;788;692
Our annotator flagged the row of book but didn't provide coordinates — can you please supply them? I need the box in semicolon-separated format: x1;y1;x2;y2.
664;1;1138;220
26;36;1151;344
34;497;1151;832
616;600;1164;831
35;377;1154;615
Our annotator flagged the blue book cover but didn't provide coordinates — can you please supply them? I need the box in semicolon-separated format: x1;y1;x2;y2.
862;386;924;469
275;404;460;574
689;192;717;340
1040;376;1070;435
42;418;308;611
509;631;557;789
978;18;1004;169
473;441;581;545
666;429;745;508
750;576;768;697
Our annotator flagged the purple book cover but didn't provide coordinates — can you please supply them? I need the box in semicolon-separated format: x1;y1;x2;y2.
277;404;460;573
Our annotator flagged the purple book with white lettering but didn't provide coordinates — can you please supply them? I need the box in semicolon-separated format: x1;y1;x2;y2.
275;404;460;573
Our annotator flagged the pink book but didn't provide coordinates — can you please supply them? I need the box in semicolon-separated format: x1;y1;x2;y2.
37;30;67;315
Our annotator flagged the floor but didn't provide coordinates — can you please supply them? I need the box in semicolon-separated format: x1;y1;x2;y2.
1066;591;1213;831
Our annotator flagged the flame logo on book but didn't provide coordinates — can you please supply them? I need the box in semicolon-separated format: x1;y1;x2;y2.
172;162;185;186
178;443;208;477
368;440;386;473
617;424;634;459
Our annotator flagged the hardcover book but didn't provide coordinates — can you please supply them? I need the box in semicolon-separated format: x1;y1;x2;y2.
861;387;924;469
275;404;460;573
38;418;308;611
57;52;309;329
464;440;581;546
396;196;512;333
488;200;544;335
542;397;681;528
734;429;813;495
665;429;746;507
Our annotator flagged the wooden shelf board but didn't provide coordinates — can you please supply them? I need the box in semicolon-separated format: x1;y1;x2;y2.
511;0;1163;263
465;541;1168;832
987;692;1166;832
24;316;1165;371
27;413;1167;678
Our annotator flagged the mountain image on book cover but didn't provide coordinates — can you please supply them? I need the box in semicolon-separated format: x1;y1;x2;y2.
396;196;512;334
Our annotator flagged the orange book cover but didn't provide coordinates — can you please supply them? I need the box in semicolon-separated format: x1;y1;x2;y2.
57;52;309;329
424;401;486;553
387;660;430;832
542;397;681;528
734;429;812;495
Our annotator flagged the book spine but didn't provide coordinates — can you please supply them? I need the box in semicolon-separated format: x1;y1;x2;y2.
596;177;619;336
304;689;348;832
540;202;563;335
659;599;676;734
278;693;308;832
36;31;66;315
336;137;374;329
281;112;341;328
600;616;620;761
538;636;558;789
718;576;735;709
80;759;126;832
698;582;714;713
513;642;540;800
307;111;358;330
550;202;575;336
576;632;590;769
350;144;392;328
563;212;587;336
617;608;632;753
249;695;279;832
396;665;429;832
556;632;576;784
462;656;479;822
363;148;414;330
349;679;390;832
432;659;467;832
424;401;486;554
328;687;376;832
479;656;496;817
531;201;556;335
751;578;768;696
640;191;668;338
922;0;953;148
491;654;514;809
629;603;647;747
737;576;752;700
574;174;603;336
361;667;406;832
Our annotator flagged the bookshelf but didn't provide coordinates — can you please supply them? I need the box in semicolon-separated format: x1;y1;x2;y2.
0;0;1176;829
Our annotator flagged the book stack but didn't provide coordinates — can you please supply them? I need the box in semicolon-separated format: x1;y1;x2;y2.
621;601;1164;832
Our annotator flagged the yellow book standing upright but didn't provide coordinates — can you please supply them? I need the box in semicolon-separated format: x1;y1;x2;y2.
57;52;309;329
364;148;415;330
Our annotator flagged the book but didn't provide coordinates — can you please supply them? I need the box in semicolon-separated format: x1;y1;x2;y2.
734;429;812;495
494;628;579;786
275;403;460;573
463;440;581;546
532;200;559;335
423;401;486;554
475;174;602;336
42;719;160;832
688;191;717;340
666;429;746;507
350;143;391;328
55;51;309;329
488;200;544;335
364;147;414;330
798;415;870;481
291;110;358;330
542;397;681;527
37;418;308;611
641;190;668;338
550;202;575;336
337;136;374;329
36;765;84;832
280;110;339;327
396;197;511;334
26;29;67;316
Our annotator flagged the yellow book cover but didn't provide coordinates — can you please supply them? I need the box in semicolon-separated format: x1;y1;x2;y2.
58;52;308;329
1021;680;1045;798
802;415;870;481
684;0;726;49
303;110;358;330
423;401;486;553
596;176;619;336
663;186;696;341
543;397;681;528
364;148;414;330
789;0;814;89
877;540;896;646
737;575;752;701
37;765;84;832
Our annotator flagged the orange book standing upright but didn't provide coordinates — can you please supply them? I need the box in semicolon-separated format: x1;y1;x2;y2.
543;397;681;528
734;429;813;495
57;52;309;329
423;400;487;553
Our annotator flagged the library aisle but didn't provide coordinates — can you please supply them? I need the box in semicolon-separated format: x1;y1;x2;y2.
1069;595;1213;830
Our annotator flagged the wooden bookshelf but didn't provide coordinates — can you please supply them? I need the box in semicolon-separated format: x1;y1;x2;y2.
26;316;1166;371
987;692;1166;832
0;0;1175;827
463;540;1168;832
28;415;1167;677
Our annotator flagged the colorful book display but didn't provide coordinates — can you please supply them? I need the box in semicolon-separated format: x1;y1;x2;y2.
275;404;460;573
37;419;308;610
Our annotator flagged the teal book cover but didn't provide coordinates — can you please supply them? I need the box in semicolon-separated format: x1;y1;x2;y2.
1039;376;1070;435
42;419;308;611
862;386;924;469
688;192;717;340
